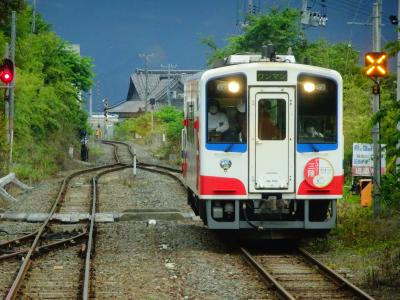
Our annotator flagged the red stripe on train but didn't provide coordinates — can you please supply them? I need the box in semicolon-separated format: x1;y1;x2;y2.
200;176;247;195
297;175;344;195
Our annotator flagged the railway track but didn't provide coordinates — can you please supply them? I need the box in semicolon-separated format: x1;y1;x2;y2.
1;141;132;299
1;140;185;299
241;247;375;300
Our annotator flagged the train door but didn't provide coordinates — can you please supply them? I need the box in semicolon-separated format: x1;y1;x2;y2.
248;87;295;193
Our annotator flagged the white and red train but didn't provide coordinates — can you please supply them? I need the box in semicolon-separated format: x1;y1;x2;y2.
182;52;343;237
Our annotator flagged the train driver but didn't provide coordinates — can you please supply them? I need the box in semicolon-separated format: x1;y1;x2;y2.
208;101;229;141
259;106;281;140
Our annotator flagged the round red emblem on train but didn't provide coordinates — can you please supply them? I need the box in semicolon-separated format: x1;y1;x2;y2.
304;158;334;188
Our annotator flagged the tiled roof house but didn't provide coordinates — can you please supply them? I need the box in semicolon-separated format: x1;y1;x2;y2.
109;69;201;119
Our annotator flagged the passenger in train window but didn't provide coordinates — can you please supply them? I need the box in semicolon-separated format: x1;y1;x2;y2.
304;119;324;138
208;101;229;141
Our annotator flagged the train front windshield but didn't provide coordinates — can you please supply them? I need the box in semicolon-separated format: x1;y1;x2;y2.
297;74;338;144
206;74;247;143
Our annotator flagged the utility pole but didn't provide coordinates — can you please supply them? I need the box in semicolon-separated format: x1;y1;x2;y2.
4;43;10;142
139;53;153;113
237;0;259;30
301;0;328;28
9;11;16;167
32;0;36;33
161;63;177;106
89;88;93;117
102;98;109;138
372;0;382;217
396;0;400;174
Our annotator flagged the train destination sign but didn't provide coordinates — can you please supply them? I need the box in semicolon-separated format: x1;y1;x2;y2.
257;70;287;81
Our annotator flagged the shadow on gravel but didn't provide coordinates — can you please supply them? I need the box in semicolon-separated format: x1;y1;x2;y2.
212;230;300;253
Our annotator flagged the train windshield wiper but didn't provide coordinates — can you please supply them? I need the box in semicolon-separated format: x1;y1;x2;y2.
310;144;319;152
224;143;236;152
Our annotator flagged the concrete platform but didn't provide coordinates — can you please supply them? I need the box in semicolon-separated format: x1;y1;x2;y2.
0;209;196;223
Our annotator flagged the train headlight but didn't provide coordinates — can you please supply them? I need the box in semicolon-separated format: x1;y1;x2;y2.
303;82;316;93
228;81;240;93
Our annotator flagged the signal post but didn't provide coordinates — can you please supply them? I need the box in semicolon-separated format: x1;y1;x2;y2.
364;51;388;217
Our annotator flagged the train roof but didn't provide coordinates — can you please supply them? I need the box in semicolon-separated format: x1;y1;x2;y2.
184;54;342;84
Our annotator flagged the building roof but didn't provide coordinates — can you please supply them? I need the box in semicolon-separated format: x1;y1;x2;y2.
110;69;201;114
108;100;145;113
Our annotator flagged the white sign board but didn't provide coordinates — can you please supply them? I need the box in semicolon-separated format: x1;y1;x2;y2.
352;143;386;177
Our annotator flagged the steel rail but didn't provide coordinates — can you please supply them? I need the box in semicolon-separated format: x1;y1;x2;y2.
0;230;87;260
82;164;129;300
0;230;39;249
5;163;123;300
138;162;181;173
298;247;375;300
1;143;119;253
102;140;182;173
137;165;185;188
240;247;296;300
102;141;120;163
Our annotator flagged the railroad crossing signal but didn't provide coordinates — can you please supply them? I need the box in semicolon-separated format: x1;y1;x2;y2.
372;83;380;95
0;58;14;84
364;52;388;78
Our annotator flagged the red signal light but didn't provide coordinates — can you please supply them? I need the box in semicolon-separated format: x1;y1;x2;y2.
0;59;14;84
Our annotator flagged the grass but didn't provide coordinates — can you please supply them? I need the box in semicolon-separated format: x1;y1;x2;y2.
306;187;400;289
88;141;104;163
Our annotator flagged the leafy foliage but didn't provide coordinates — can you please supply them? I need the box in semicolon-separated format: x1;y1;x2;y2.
115;106;183;159
201;8;306;66
0;1;94;180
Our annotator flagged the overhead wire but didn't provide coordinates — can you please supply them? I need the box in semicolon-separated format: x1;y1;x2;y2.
344;0;364;75
334;0;373;18
339;0;392;19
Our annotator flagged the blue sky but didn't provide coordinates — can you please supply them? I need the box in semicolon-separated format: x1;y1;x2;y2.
30;0;397;112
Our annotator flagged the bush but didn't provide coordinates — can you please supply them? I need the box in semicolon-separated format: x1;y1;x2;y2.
381;173;400;211
114;106;183;159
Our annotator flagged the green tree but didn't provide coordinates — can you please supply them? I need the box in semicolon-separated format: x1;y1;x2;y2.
0;2;94;180
300;40;360;75
202;8;306;66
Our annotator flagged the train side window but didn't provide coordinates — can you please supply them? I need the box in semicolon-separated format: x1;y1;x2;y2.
258;99;286;140
206;74;247;143
297;75;337;144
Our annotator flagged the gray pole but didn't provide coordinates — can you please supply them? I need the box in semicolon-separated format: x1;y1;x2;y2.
167;65;171;106
372;1;381;217
4;43;10;143
161;63;177;106
144;61;148;113
139;53;153;113
9;11;16;167
89;88;93;117
32;0;36;33
396;0;400;174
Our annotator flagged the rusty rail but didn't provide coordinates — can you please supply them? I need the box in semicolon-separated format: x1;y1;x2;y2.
298;248;375;300
240;247;295;300
240;247;375;300
5;159;124;299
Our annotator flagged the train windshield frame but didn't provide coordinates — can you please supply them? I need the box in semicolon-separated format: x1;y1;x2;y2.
297;74;338;145
206;74;247;144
